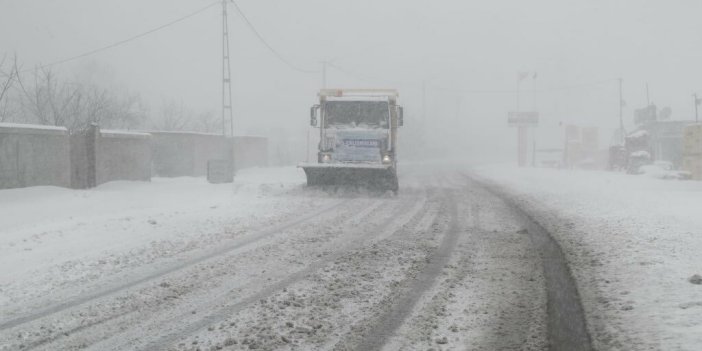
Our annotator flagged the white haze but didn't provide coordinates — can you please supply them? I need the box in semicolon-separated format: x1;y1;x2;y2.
2;0;702;164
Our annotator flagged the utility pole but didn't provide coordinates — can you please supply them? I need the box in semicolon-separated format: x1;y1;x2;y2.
321;61;328;89
694;93;699;123
222;0;234;137
531;72;537;111
531;73;537;167
516;72;526;167
619;78;624;143
532;136;536;167
646;82;650;107
421;80;427;123
516;76;521;112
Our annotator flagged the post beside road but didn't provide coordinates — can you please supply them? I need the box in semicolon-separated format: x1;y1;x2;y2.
508;111;539;167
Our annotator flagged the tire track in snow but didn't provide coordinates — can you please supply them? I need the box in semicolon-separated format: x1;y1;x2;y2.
10;197;381;351
351;190;460;350
17;190;426;351
0;199;346;332
138;189;433;351
156;186;442;351
468;173;593;351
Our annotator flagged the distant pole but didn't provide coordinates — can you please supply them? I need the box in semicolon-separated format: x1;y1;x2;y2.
532;136;536;167
694;93;699;123
222;0;234;137
421;80;427;123
322;61;327;89
516;76;520;112
646;82;650;107
532;73;537;167
619;78;624;143
518;126;527;167
532;72;537;111
516;72;526;167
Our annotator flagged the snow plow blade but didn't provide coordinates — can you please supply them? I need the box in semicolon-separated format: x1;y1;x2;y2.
299;163;398;192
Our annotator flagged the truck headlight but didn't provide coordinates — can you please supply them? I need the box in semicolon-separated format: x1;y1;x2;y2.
321;154;332;163
382;154;392;164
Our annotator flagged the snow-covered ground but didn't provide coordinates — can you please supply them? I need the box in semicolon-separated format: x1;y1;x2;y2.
0;166;548;351
474;164;702;351
0;167;322;312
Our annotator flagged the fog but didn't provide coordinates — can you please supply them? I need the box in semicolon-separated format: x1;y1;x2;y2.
5;2;702;349
3;0;702;164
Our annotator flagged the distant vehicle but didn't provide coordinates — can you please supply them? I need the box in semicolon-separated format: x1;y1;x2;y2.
608;145;627;171
299;89;404;192
625;130;651;174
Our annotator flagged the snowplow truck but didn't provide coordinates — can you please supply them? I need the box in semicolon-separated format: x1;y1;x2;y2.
300;89;404;192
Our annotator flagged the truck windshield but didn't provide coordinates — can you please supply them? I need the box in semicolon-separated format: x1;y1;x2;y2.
324;101;389;128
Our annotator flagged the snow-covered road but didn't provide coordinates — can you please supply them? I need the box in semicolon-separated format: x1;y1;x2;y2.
0;166;556;351
474;164;702;351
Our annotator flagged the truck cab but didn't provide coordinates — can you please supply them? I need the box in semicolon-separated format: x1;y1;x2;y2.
300;89;403;192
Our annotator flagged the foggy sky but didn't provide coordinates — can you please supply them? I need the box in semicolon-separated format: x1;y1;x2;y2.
2;0;702;163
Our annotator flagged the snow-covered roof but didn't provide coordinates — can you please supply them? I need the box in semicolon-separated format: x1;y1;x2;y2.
100;129;152;139
146;130;224;137
627;130;649;138
630;150;651;158
325;96;390;102
233;135;268;140
319;89;399;99
0;122;68;135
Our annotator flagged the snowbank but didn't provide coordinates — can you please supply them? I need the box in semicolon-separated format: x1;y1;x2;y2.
474;164;702;350
0;122;67;134
0;167;316;310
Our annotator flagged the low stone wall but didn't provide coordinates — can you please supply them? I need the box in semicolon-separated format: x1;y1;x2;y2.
150;132;232;177
0;123;270;190
233;136;268;171
96;130;152;185
0;123;71;189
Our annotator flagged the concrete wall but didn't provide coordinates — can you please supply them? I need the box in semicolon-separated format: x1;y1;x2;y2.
0;123;71;189
1;123;270;190
233;136;268;171
151;132;232;177
69;129;94;189
96;130;152;185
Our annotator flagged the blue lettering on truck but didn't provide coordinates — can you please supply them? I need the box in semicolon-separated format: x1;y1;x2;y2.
342;139;380;148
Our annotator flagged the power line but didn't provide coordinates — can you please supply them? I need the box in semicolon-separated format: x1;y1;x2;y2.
22;1;220;73
229;0;319;74
327;62;421;86
429;78;618;94
539;78;618;92
327;61;617;94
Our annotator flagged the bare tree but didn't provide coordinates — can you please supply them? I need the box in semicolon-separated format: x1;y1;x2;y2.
98;92;149;130
153;100;219;133
16;67;79;127
193;110;219;133
0;55;19;122
154;100;190;131
15;66;148;132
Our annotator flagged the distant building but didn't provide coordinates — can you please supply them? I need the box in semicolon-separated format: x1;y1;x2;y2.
563;125;601;169
630;120;693;168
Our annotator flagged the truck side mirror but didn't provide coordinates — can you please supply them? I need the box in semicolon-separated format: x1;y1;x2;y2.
398;106;404;126
310;105;319;127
